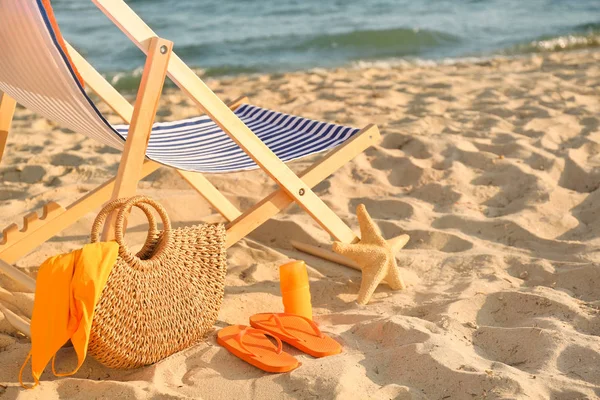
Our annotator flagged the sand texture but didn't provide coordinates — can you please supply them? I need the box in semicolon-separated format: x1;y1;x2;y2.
1;50;600;399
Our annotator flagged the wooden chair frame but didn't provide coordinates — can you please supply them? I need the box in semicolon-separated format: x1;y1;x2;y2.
0;0;381;302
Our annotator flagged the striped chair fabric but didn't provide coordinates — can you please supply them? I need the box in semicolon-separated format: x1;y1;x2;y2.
0;0;360;173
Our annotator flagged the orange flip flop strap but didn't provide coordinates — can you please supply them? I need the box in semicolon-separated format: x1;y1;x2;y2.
235;327;283;357
268;313;325;342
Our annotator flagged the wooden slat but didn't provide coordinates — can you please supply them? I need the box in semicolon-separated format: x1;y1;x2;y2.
0;92;17;163
0;302;31;337
0;259;36;292
92;0;357;244
102;37;173;240
1;202;66;248
225;125;380;247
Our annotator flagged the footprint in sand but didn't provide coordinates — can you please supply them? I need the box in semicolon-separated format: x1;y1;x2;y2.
472;326;558;373
348;198;413;220
380;134;432;160
557;345;600;386
476;289;598;336
2;165;46;184
409;183;461;211
50;153;86;167
433;215;587;261
377;221;473;253
507;258;600;302
558;146;600;193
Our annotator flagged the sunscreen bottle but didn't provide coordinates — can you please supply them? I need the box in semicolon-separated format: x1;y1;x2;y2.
279;260;312;320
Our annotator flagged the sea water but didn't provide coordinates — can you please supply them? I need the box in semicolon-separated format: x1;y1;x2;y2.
52;0;600;89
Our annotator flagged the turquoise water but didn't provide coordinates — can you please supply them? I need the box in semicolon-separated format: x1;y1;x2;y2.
53;0;600;85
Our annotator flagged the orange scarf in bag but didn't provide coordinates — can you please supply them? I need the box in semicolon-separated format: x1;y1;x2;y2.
19;242;118;388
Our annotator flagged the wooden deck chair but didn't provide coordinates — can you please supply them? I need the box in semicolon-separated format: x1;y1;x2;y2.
0;0;381;335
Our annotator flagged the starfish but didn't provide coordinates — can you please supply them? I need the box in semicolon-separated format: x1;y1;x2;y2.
332;204;409;305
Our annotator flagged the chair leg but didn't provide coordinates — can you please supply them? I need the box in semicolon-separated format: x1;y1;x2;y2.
0;259;36;292
225;124;380;247
0;92;17;164
101;37;173;240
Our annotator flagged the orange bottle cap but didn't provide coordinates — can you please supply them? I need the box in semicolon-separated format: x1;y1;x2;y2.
279;260;309;293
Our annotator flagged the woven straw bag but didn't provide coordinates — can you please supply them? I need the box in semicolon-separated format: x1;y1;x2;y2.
87;196;227;369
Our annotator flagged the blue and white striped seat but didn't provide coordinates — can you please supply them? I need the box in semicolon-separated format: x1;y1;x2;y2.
113;104;360;173
0;0;360;174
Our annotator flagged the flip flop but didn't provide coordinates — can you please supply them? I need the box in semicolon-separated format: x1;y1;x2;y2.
249;313;342;358
217;325;299;373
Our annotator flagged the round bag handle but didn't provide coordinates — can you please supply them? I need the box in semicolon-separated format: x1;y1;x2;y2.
91;197;158;244
132;203;161;260
91;196;172;270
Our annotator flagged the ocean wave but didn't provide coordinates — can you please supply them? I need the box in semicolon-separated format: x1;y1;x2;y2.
511;34;600;54
506;23;600;54
174;26;461;62
297;27;460;53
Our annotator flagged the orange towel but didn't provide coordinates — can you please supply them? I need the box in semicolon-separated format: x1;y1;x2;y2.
19;242;119;388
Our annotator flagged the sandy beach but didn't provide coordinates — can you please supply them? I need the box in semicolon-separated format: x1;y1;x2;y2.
1;50;600;399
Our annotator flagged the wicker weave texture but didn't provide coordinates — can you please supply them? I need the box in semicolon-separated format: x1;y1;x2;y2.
87;196;227;369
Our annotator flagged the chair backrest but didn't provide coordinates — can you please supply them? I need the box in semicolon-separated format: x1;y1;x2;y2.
0;0;123;149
